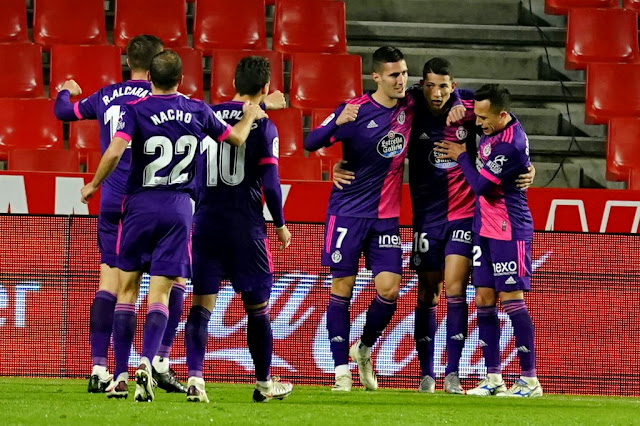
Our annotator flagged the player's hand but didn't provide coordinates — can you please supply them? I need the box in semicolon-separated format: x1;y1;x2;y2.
264;90;286;110
434;140;466;161
80;182;98;204
335;104;360;126
275;225;291;250
446;104;465;126
332;160;354;190
243;101;268;120
516;165;536;189
60;79;82;97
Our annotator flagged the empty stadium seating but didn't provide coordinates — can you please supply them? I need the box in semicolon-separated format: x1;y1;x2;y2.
114;0;188;49
69;120;101;162
268;109;304;157
566;8;639;70
172;47;204;100
33;0;107;48
278;157;323;180
585;63;640;124
289;53;362;114
49;45;122;101
273;0;347;59
606;118;640;181
308;108;344;169
193;0;267;52
8;149;80;173
545;0;618;15
85;150;103;173
0;99;63;160
0;0;28;43
210;50;284;104
623;0;640;11
0;43;44;98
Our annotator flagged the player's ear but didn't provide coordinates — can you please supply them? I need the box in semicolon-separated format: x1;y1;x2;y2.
262;82;270;95
372;71;381;85
451;80;457;90
146;71;151;83
232;79;236;90
126;57;131;69
179;75;184;86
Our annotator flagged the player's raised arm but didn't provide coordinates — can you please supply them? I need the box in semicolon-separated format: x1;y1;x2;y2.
54;79;97;121
207;102;268;147
304;104;356;151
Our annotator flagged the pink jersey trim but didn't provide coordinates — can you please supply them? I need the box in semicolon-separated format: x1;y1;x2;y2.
325;215;336;253
480;168;501;184
216;124;232;142
187;233;193;265
446;168;475;222
73;102;83;119
263;238;273;273
347;93;370;106
259;157;278;166
148;302;169;316
478;195;512;240
114;303;135;312
502;126;514;143
172;281;187;291
114;131;132;143
517;240;525;276
127;96;149;105
116;196;127;255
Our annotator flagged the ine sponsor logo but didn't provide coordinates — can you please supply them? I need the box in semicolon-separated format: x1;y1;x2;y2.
378;234;402;248
451;230;472;244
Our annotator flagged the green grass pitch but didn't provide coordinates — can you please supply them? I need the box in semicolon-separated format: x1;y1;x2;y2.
0;378;637;425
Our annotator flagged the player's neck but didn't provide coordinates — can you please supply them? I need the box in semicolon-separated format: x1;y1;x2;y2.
129;70;148;81
371;90;398;108
232;93;263;104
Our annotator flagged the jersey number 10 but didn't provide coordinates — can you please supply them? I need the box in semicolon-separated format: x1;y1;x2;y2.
201;136;246;187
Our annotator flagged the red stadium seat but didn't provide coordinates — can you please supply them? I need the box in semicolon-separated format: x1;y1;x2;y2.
290;53;362;114
606;118;640;181
278;157;323;181
566;8;639;70
545;0;618;15
623;0;640;11
309;107;342;158
585;63;640;124
33;0;107;49
273;0;347;59
0;0;28;43
0;43;44;98
194;0;266;52
49;45;122;101
210;50;284;104
268;109;304;157
173;47;204;100
86;150;103;173
8;149;80;173
114;0;188;49
69;120;101;162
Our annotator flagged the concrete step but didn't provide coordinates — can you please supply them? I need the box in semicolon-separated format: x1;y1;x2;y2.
345;0;521;26
528;135;605;156
346;21;566;47
530;162;582;188
512;108;561;136
349;45;541;80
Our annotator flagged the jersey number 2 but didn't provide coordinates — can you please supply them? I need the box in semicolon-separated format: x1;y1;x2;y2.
143;135;197;187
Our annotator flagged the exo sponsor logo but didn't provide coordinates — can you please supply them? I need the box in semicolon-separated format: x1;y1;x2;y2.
376;131;406;158
378;234;402;248
493;261;518;276
451;229;472;244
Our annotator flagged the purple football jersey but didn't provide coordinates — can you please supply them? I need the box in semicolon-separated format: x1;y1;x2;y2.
305;92;414;219
473;114;533;241
408;87;477;226
56;80;151;211
115;94;231;196
194;101;280;233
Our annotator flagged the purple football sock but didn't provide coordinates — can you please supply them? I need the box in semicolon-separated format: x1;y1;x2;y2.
361;293;397;348
326;293;351;367
247;305;273;382
157;281;186;358
89;290;116;367
185;305;211;378
414;299;437;379
445;296;468;376
141;302;168;363
112;303;136;379
502;299;536;377
477;305;501;375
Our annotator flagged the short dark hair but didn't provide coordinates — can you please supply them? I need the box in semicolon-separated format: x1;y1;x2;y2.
234;56;271;96
126;34;164;71
149;50;182;90
474;83;511;113
372;46;404;73
422;57;453;80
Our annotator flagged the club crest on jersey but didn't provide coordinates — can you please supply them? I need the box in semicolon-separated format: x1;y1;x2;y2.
456;126;468;140
377;131;406;158
482;144;492;157
397;111;406;124
412;254;422;266
331;250;342;263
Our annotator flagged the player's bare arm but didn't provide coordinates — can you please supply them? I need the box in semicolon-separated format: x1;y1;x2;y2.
434;140;466;162
332;160;355;190
224;102;268;147
446;104;466;126
59;79;82;97
80;137;128;204
264;90;286;110
516;165;536;189
335;103;360;126
275;226;292;250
